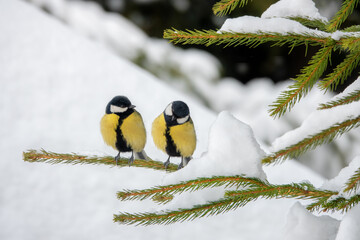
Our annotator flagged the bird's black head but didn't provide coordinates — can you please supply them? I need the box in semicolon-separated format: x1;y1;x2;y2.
164;101;190;126
106;95;135;115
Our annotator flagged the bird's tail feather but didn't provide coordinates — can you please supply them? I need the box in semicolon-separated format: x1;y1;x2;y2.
134;150;150;161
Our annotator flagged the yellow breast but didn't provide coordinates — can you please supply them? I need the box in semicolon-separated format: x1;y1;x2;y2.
170;119;196;157
100;113;119;150
121;110;146;152
151;113;196;157
100;111;146;152
151;113;167;153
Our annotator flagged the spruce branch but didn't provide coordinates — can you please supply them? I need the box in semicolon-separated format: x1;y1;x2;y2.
268;45;334;118
288;17;328;32
163;29;330;48
344;167;360;193
318;89;360;110
262;115;360;164
226;182;335;200
212;0;250;16
114;196;245;225
114;177;352;225
23;149;178;172
327;0;359;32
340;36;360;52
318;50;360;91
308;194;360;213
343;25;360;32
117;176;265;202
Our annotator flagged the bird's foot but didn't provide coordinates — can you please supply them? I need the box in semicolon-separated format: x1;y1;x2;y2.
128;152;134;167
164;157;170;170
177;161;183;170
114;152;121;165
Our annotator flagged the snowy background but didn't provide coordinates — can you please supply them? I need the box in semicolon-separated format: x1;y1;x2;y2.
1;0;360;239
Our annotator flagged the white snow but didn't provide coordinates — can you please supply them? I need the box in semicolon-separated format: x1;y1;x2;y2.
271;98;360;153
261;0;328;22
328;77;360;101
282;202;340;240
28;0;222;102
322;156;360;194
335;204;360;240
164;111;267;185
219;15;329;37
1;0;359;239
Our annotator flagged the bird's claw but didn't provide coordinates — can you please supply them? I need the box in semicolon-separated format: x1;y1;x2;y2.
128;152;134;167
115;152;120;165
164;159;170;170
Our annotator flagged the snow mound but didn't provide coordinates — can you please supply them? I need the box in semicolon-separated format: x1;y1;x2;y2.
165;111;266;184
322;156;360;194
335;204;360;240
283;202;340;240
262;0;328;22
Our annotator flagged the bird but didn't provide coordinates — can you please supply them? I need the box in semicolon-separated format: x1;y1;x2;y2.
152;100;196;170
100;95;147;166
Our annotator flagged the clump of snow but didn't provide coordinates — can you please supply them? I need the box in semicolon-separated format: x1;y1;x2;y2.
164;111;266;185
219;16;329;37
282;202;340;240
331;31;360;41
261;0;328;22
335;204;360;240
322;156;360;194
271;99;360;153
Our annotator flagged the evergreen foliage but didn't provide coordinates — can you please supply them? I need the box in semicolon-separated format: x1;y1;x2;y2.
23;149;178;172
24;0;360;226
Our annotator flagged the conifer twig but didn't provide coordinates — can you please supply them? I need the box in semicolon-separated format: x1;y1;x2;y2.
327;0;359;32
163;29;330;48
269;46;334;118
318;89;360;110
344;167;360;193
114;178;347;225
212;0;250;16
117;176;265;202
288;17;328;31
262;115;360;164
23;149;177;172
318;50;360;91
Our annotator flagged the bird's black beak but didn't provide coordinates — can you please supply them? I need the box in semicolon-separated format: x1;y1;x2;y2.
129;104;136;109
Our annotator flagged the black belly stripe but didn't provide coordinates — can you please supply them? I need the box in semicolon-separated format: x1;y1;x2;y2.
115;115;132;152
165;126;181;157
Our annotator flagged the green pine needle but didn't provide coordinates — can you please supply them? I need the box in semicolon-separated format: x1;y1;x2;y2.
212;0;250;16
288;17;328;32
117;176;265;202
23;149;178;172
262;115;360;164
114;178;350;225
344;167;360;193
163;28;330;49
318;89;360;110
318;50;360;91
269;45;334;118
327;0;360;32
114;196;245;225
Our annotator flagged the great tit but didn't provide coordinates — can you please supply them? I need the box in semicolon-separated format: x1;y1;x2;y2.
152;101;196;170
100;96;146;166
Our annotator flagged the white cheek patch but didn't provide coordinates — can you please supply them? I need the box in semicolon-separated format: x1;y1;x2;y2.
110;105;128;113
177;115;189;124
165;103;173;116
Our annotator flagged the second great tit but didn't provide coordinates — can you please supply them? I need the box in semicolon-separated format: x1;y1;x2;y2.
152;101;196;170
